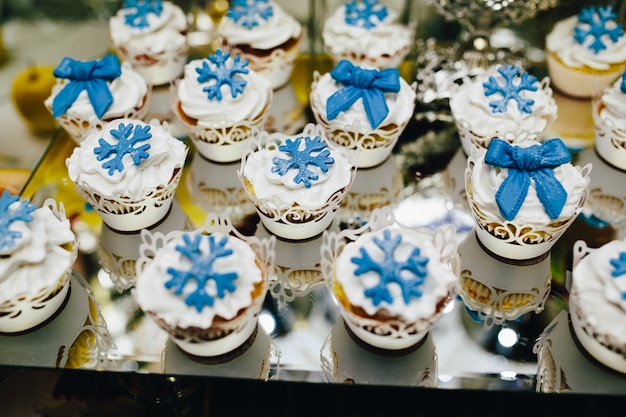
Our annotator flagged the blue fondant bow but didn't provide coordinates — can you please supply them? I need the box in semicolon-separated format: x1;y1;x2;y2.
484;138;571;221
51;54;122;118
326;59;400;129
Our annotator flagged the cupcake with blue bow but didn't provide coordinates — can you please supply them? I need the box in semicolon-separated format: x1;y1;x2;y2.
310;59;416;168
465;137;591;260
45;54;150;144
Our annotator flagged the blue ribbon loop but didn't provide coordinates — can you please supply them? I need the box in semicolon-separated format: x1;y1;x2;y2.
52;54;122;119
326;59;400;129
484;138;571;221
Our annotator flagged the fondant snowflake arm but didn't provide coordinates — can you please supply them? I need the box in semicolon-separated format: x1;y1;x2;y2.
574;6;624;53
124;0;163;29
227;0;273;29
94;123;152;175
610;252;626;277
0;191;36;250
345;0;388;29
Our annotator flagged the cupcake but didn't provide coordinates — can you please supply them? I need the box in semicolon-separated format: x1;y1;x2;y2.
239;123;355;240
322;0;413;69
133;219;274;357
218;0;303;89
44;54;150;144
546;5;626;99
465;138;591;260
0;194;77;334
109;0;189;86
321;210;458;350
172;49;273;163
66;118;188;232
449;64;558;156
592;70;626;170
310;59;416;168
569;239;626;373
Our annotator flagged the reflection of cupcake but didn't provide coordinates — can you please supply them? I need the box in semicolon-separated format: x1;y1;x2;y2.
546;5;626;99
134;218;274;357
109;0;188;86
593;71;626;170
66;118;188;232
173;49;272;163
310;59;416;168
322;209;458;350
218;0;303;89
239;123;355;240
0;194;77;334
466;138;591;260
449;64;557;156
44;54;150;144
322;0;413;69
569;239;626;374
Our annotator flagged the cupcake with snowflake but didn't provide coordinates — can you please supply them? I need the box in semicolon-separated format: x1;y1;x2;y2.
134;215;274;357
546;5;626;99
66;118;188;232
466;138;591;260
592;70;626;170
321;208;458;350
109;0;188;86
218;0;303;89
322;0;413;69
173;49;272;163
449;64;557;156
239;123;355;240
0;193;78;334
310;59;416;168
44;54;150;144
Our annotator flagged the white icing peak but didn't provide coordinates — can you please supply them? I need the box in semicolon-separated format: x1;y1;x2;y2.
598;74;626;130
135;231;263;328
335;226;457;322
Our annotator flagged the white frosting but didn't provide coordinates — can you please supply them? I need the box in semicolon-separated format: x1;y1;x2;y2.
546;14;626;70
45;62;148;122
310;68;416;130
335;226;457;323
243;135;353;209
572;240;626;350
598;76;626;130
470;140;589;226
449;65;558;138
134;232;263;328
109;1;187;57
0;203;75;304
322;2;412;65
218;0;301;50
66;118;188;199
177;55;272;127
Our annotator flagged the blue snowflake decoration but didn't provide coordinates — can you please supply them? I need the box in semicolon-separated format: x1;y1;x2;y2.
344;0;388;29
196;50;249;101
482;65;538;115
165;234;238;312
0;191;36;251
574;6;624;54
94;122;152;176
227;0;273;29
271;136;335;188
123;0;163;29
621;71;626;93
350;229;429;306
610;252;626;277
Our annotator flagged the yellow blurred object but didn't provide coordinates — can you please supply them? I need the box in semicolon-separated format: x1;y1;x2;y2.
10;64;58;136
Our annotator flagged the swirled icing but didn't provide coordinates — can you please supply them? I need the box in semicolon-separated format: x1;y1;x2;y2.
134;231;263;328
335;226;457;323
109;1;187;56
546;15;626;70
322;2;412;65
449;66;557;138
218;1;301;50
0;203;75;303
598;76;626;130
177;56;271;127
310;68;415;129
45;62;148;122
66;118;188;199
470;140;589;226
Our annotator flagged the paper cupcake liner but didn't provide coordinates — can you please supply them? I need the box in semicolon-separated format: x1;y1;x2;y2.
74;166;183;232
222;30;303;90
592;92;626;171
465;158;591;260
113;41;188;86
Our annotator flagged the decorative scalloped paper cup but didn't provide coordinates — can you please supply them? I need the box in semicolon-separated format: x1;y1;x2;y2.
113;40;188;87
592;90;626;170
171;81;273;163
239;124;357;241
328;41;412;71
